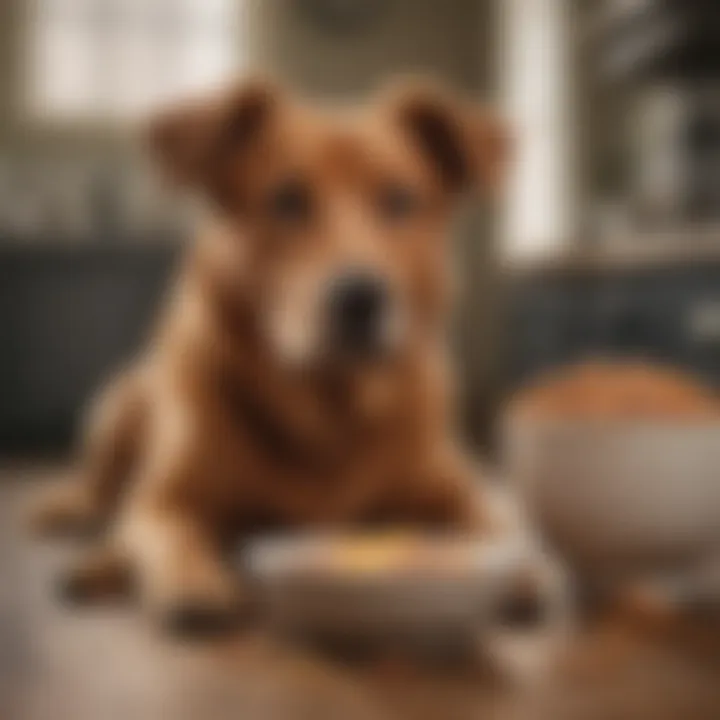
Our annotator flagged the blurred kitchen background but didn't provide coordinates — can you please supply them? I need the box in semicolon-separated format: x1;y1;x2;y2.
1;0;720;455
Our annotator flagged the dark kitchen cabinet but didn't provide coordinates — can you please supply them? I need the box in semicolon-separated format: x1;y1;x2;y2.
509;262;720;389
0;242;180;454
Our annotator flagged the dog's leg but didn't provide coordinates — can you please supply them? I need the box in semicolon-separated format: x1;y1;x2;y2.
104;410;244;636
28;369;146;537
117;502;241;636
54;511;240;634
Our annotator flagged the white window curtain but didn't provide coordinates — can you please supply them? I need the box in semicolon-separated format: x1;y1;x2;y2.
26;0;243;121
499;0;576;260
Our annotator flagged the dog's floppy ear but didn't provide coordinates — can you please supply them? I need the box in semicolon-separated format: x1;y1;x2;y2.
147;78;278;201
387;82;512;197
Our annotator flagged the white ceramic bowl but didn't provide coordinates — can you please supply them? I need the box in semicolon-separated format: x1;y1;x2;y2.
505;418;720;581
247;534;566;653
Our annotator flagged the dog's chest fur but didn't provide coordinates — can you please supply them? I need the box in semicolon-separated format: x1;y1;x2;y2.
159;263;446;527
220;356;435;525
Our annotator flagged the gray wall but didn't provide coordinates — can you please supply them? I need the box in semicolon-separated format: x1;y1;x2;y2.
246;0;486;97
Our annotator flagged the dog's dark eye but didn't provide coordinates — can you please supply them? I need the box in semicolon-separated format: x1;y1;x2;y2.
378;183;419;222
267;180;311;223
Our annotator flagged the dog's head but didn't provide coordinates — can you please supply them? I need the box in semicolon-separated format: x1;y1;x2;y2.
150;79;510;367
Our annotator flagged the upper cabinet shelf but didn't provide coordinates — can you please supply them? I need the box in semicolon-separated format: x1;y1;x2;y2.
589;0;720;81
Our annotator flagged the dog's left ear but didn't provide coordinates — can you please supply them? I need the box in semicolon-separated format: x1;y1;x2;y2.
387;83;512;198
146;78;279;207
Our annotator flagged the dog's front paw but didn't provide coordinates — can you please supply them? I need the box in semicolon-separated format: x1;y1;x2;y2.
161;599;244;638
55;548;132;605
27;483;103;539
150;577;252;639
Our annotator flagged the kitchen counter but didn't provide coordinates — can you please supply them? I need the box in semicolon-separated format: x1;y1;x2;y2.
506;228;720;278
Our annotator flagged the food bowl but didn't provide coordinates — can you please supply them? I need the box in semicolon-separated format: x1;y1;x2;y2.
505;417;720;583
247;533;566;661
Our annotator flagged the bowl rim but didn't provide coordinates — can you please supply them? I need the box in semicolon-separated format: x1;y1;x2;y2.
505;417;720;431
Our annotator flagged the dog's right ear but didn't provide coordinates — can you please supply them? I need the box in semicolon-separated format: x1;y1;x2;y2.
384;81;512;199
147;79;278;199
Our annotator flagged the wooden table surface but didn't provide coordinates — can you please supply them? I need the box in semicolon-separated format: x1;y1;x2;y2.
2;463;720;720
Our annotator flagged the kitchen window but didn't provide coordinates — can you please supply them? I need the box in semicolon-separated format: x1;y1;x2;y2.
25;0;242;122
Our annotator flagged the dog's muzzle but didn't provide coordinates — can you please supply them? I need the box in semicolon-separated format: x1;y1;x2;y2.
326;271;390;359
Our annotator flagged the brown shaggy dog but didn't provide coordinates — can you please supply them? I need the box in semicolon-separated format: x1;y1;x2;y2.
29;78;511;634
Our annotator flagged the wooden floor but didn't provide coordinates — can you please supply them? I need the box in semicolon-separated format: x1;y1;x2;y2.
3;464;720;720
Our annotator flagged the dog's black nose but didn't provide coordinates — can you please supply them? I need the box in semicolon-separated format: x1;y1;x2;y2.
496;576;548;630
328;272;389;356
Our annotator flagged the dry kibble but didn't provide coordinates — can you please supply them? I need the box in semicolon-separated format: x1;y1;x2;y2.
510;361;720;421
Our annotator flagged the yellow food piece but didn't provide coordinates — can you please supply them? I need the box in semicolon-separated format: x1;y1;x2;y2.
328;534;417;572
